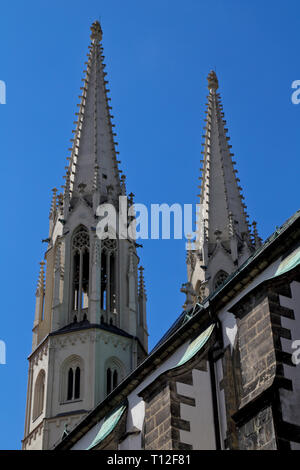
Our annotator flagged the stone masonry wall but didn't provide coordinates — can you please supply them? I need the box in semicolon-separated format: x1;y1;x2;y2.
141;377;193;450
238;406;277;450
236;292;276;407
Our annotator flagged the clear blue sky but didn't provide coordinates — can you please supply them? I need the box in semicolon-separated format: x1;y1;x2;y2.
0;0;299;450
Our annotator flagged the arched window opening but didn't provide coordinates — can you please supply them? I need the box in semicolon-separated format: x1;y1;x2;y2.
105;358;124;397
74;367;81;399
72;227;90;319
33;370;45;421
66;366;81;401
61;356;84;404
214;270;229;290
67;368;73;401
106;368;112;395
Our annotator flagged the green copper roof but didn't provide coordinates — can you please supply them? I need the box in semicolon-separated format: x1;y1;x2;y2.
275;245;300;277
174;323;215;368
86;404;127;450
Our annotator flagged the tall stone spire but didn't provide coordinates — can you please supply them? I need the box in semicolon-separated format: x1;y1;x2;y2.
187;71;258;301
23;21;147;451
198;71;252;247
64;20;122;208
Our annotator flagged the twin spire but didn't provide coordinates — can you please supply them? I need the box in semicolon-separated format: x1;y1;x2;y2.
184;70;261;305
62;20;123;211
197;70;257;250
48;22;260;307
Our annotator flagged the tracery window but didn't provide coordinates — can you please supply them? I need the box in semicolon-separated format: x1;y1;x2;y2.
213;270;229;290
72;226;90;318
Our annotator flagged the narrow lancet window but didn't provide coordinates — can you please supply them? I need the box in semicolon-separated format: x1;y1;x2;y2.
106;361;122;397
33;370;45;421
72;227;90;319
101;238;117;321
67;368;73;401
74;367;81;399
62;357;83;403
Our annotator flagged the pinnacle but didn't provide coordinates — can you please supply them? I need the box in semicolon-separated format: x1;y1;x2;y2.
138;266;146;298
36;261;45;292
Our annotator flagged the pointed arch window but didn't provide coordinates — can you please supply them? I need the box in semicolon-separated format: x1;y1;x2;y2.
72;227;90;318
61;356;83;403
67;368;73;401
105;358;125;397
106;367;118;395
66;366;81;401
33;370;45;421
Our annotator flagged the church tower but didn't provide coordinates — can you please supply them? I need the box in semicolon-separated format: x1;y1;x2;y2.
184;71;262;305
23;21;148;450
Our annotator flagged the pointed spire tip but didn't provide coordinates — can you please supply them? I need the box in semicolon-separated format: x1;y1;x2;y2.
207;70;218;90
90;20;102;42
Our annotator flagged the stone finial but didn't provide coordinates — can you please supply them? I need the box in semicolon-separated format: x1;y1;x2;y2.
207;70;219;90
90;21;102;42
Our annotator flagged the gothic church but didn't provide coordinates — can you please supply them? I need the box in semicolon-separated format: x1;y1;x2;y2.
23;21;300;451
